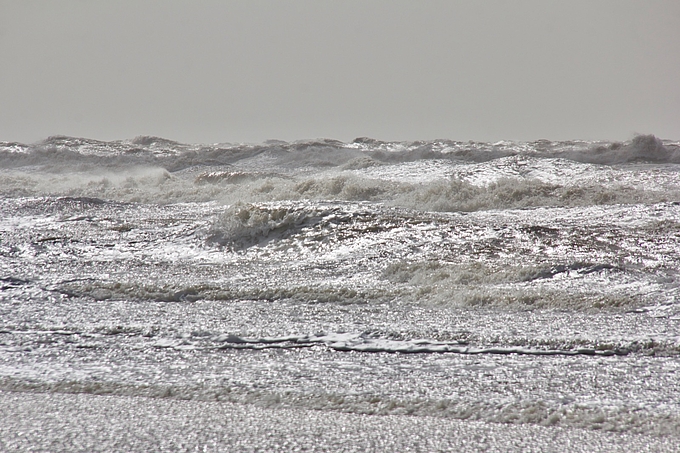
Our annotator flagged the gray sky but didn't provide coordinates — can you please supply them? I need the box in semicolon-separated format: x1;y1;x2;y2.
1;0;678;144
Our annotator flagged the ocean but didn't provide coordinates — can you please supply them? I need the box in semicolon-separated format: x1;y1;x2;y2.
1;134;680;451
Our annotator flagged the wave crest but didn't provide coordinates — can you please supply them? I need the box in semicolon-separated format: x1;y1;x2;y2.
3;134;678;168
206;203;331;249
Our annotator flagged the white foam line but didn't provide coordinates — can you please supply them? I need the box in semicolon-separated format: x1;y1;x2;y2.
215;333;629;356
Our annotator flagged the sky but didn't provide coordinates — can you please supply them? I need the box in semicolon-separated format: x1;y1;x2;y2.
0;0;678;144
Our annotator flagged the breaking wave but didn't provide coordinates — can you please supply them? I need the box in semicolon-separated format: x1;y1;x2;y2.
1;167;677;210
2;134;678;169
2;134;679;210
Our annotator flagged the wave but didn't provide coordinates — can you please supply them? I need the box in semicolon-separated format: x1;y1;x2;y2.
2;133;679;210
2;134;679;170
206;202;347;249
56;279;386;305
199;201;677;309
53;276;650;310
2;133;679;211
52;258;667;312
3;165;677;210
380;260;653;310
5;197;677;311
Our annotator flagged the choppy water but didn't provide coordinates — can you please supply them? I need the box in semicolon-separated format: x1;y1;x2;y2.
1;134;680;437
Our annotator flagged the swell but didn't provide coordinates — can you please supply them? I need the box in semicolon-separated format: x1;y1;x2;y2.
2;134;678;170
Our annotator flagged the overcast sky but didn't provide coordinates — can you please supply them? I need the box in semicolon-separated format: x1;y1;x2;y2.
1;0;678;144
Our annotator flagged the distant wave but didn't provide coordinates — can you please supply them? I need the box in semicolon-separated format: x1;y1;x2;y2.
2;134;679;210
2;134;679;169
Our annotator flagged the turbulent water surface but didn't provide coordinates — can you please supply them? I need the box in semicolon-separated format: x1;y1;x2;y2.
1;135;680;446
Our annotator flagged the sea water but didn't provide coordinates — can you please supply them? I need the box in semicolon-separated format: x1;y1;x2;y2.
1;135;680;440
